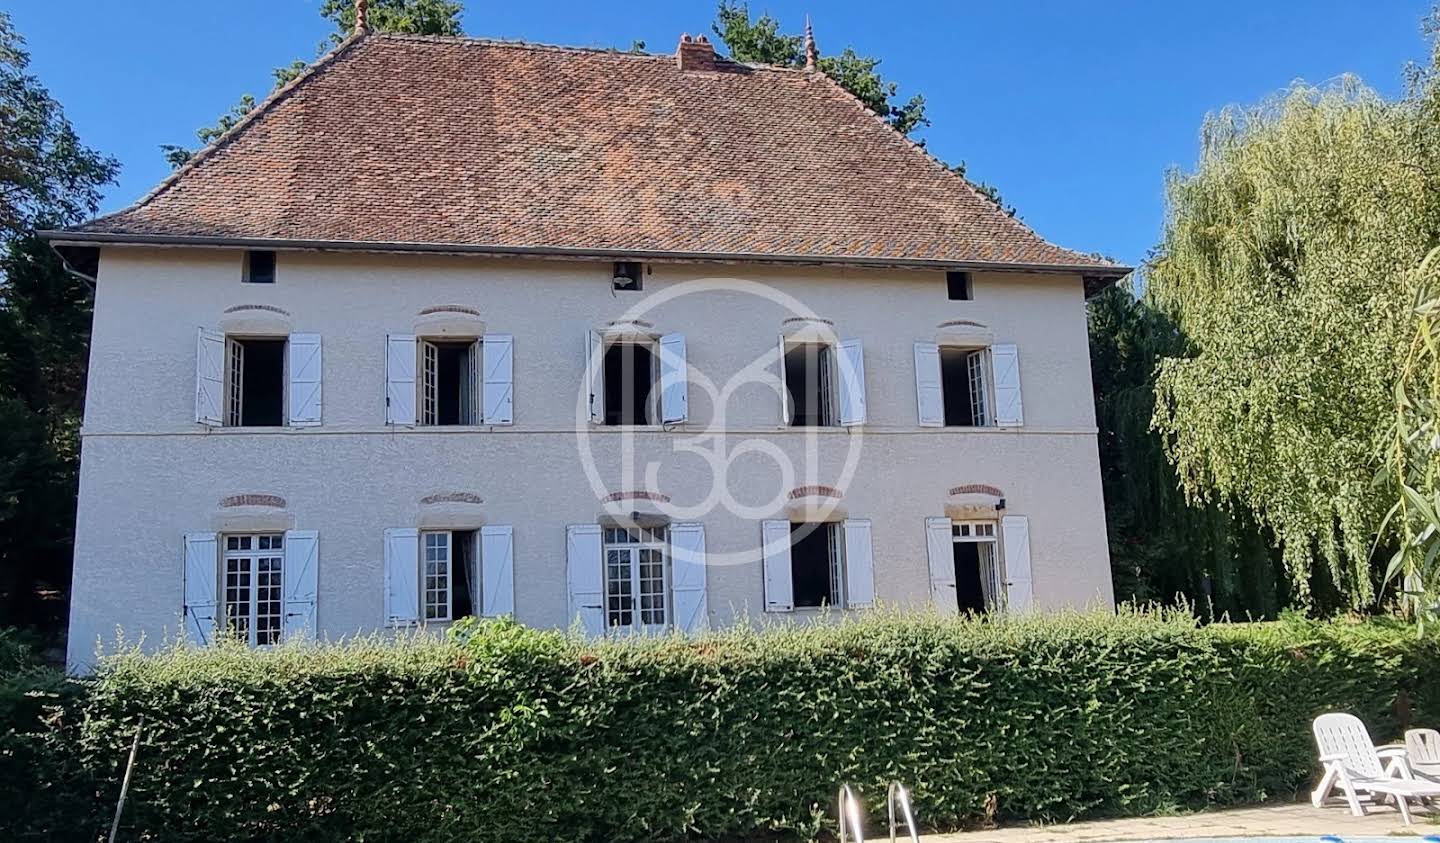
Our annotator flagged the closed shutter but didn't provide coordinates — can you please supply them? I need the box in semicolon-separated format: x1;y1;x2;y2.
659;332;689;424
913;342;944;427
183;532;219;644
841;519;875;609
669;521;707;634
383;527;420;626
991;343;1024;427
837;338;867;426
777;335;791;425
1001;514;1034;612
195;328;225;426
386;335;417;425
761;519;794;612
480;525;515;617
586;331;603;424
925;517;957;612
566;524;605;635
282;530;319;640
288;333;322;427
482;334;514;425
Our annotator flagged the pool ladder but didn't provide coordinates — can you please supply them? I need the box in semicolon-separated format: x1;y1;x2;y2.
837;781;920;843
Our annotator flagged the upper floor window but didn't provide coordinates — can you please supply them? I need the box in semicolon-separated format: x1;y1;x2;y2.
914;342;1023;428
385;334;513;426
244;250;276;284
196;329;322;428
778;336;866;427
586;331;688;426
946;271;972;301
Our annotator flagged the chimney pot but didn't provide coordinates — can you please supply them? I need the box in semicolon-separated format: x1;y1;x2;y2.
676;32;717;72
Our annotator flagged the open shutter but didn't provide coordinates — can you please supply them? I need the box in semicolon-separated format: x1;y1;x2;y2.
195;328;225;426
566;524;605;635
282;530;319;640
480;525;515;617
992;343;1024;427
841;519;875;609
761;519;794;612
482;334;514;425
586;331;603;424
288;333;322;427
670;521;707;634
383;527;420;626
837;338;867;426
183;532;219;644
386;335;417;426
925;517;957;612
914;342;944;427
777;335;791;425
659;332;689;424
1001;514;1034;612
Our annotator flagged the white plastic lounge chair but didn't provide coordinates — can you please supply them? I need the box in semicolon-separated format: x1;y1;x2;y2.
1406;728;1440;781
1312;712;1440;825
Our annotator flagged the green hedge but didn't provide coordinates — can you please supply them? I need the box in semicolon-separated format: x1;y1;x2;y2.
6;611;1439;842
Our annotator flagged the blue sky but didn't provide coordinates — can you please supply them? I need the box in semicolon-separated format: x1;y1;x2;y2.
7;1;1435;267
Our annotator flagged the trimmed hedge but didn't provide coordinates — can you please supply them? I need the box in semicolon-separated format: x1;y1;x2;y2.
6;611;1440;841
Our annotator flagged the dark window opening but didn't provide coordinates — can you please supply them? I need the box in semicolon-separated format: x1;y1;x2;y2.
952;542;989;614
946;271;972;301
784;343;832;427
245;250;276;284
791;522;840;608
941;347;977;426
613;261;643;292
452;529;477;619
232;338;285;426
426;341;477;426
603;342;655;425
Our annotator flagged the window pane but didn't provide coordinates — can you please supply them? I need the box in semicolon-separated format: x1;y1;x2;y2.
606;549;634;628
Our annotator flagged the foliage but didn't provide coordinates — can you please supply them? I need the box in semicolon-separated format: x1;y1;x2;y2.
0;13;117;635
1148;73;1440;608
162;0;465;167
5;612;1438;841
1088;282;1286;616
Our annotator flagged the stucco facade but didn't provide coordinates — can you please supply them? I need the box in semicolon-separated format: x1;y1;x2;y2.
65;247;1112;669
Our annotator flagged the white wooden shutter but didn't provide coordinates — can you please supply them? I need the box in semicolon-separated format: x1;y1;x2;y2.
925;517;957;612
837;338;867;426
383;527;420;626
914;342;944;427
1001;514;1034;612
841;518;875;609
586;331;603;424
480;525;515;617
669;521;707;634
659;332;689;424
566;524;605;635
386;335;417;426
195;328;225;426
183;532;219;644
282;529;319;640
777;335;791;425
992;343;1024;427
761;519;794;612
287;333;322;427
482;334;514;425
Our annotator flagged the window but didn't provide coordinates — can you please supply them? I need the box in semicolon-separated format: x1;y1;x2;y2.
602;526;668;631
612;261;643;292
420;339;480;425
222;533;284;645
946;271;972;300
784;343;834;427
244;250;276;284
940;347;990;427
602;341;657;425
790;522;844;608
421;529;477;622
226;337;286;426
952;521;1000;614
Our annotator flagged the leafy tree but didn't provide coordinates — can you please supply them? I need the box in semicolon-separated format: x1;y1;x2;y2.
162;0;465;167
0;12;118;634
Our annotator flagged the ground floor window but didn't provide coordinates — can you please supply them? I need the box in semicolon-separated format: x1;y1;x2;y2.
791;521;845;608
222;533;284;645
952;521;1000;613
421;529;477;621
603;526;668;631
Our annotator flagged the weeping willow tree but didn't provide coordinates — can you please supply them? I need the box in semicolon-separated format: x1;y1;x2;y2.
1149;68;1440;608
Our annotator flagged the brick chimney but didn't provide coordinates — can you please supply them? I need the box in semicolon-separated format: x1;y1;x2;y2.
676;33;716;72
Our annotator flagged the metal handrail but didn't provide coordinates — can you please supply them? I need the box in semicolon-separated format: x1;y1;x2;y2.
838;784;865;843
886;781;920;843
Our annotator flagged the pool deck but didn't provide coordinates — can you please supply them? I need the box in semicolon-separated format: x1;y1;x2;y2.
916;801;1434;841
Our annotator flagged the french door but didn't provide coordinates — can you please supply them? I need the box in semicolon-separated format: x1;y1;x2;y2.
603;527;669;633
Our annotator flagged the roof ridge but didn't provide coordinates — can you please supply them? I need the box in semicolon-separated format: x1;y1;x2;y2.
369;32;811;75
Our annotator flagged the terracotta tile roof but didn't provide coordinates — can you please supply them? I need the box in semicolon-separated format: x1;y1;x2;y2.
67;34;1124;275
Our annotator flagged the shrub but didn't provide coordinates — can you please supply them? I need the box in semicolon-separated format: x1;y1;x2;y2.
8;611;1440;842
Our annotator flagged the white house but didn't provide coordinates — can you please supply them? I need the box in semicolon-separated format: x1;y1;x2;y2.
47;27;1128;670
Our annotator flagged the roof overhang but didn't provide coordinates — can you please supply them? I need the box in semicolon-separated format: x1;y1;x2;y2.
39;231;1132;296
